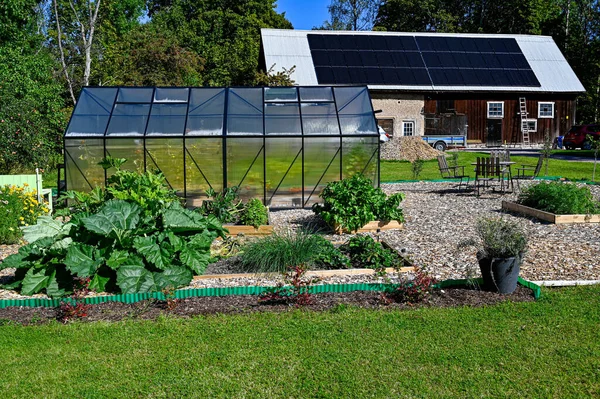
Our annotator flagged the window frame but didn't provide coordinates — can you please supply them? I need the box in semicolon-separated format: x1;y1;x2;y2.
402;120;415;137
522;119;537;132
487;101;504;119
538;102;555;119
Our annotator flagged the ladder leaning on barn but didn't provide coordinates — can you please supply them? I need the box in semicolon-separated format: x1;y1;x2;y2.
519;97;531;146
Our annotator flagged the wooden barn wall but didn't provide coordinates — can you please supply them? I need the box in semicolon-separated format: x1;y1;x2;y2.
424;94;577;144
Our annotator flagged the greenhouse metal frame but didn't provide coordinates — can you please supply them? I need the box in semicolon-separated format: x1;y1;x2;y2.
63;86;380;208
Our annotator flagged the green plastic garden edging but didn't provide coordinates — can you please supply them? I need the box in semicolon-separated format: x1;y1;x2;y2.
0;279;541;309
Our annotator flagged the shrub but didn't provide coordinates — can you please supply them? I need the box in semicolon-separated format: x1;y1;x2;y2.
472;217;528;259
239;198;268;228
259;264;318;307
340;235;403;276
313;174;405;233
1;171;226;298
0;184;49;244
517;181;600;215
239;231;348;273
411;158;424;180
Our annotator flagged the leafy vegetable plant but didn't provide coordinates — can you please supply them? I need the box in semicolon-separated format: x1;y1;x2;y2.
239;198;268;228
313;174;405;233
1;160;226;298
340;235;403;276
198;186;269;227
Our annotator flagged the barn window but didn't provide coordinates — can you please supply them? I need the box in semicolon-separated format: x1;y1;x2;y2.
487;102;504;118
522;119;537;132
402;120;415;136
538;102;555;118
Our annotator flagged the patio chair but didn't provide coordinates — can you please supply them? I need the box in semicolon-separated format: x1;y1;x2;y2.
474;157;504;196
437;155;470;191
514;154;545;190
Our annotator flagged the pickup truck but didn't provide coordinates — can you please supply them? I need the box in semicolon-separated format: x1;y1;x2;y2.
421;135;467;151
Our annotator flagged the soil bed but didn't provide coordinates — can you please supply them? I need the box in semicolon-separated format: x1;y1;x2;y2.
0;285;536;325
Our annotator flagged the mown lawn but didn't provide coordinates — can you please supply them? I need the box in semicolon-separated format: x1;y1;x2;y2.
381;151;600;182
0;286;598;398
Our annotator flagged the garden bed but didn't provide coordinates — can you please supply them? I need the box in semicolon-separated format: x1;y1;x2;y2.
502;201;600;224
0;281;538;325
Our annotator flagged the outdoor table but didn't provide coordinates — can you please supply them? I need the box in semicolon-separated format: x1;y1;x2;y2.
471;161;516;193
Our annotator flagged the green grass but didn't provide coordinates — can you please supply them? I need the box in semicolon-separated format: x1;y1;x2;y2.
552;149;598;158
0;286;599;398
381;151;599;182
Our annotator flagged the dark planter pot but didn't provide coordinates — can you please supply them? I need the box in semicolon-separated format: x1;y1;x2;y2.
478;254;522;294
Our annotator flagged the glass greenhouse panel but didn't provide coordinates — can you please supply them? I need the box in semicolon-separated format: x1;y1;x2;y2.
226;137;264;201
65;87;116;136
155;88;189;103
187;88;225;136
342;137;379;181
303;137;341;207
301;103;340;135
227;88;263;135
65;138;105;192
145;138;184;195
265;103;301;135
185;138;223;206
63;86;379;208
266;138;302;207
117;87;153;103
334;87;377;135
106;104;150;136
299;87;333;102
146;104;187;136
264;87;298;102
105;138;144;177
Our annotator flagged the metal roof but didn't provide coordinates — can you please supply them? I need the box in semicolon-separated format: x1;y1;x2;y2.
261;29;585;93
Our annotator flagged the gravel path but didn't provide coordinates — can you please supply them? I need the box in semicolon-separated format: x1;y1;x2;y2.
1;181;599;299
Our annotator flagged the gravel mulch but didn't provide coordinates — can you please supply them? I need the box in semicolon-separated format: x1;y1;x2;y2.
0;285;536;325
0;181;598;300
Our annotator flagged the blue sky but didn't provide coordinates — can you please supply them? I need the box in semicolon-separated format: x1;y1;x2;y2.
276;0;330;30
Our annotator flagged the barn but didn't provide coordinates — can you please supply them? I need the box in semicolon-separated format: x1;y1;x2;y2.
260;29;586;146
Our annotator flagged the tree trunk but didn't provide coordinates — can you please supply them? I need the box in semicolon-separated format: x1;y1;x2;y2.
53;0;76;104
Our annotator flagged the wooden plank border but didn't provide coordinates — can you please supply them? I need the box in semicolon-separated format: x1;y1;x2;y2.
225;225;274;236
501;201;600;224
334;220;404;234
194;266;415;281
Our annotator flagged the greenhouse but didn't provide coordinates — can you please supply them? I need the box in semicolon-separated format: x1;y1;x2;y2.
63;86;380;208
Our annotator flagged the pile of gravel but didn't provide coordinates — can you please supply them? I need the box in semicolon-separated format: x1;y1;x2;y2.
380;136;443;162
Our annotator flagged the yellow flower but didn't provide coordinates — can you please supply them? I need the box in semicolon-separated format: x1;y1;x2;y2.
19;216;24;221
30;209;34;214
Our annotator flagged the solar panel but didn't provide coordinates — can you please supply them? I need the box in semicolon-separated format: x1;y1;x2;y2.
307;34;540;87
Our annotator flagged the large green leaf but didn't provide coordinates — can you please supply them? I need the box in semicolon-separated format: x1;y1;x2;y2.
49;237;73;251
116;265;156;294
179;245;210;275
106;250;130;270
133;236;172;270
65;244;103;277
45;269;67;298
22;216;73;244
154;267;193;291
88;273;111;292
162;204;208;233
83;200;141;237
187;232;215;251
21;267;50;296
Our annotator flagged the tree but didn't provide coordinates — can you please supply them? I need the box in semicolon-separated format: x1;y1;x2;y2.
316;0;381;30
254;64;296;86
149;0;293;86
98;26;204;86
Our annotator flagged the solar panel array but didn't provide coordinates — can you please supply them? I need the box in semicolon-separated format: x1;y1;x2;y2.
307;34;540;87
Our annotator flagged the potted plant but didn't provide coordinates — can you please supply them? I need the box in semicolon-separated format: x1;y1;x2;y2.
461;217;528;294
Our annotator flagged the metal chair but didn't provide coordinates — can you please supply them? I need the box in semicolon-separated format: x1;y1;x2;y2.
437;155;470;191
514;154;545;190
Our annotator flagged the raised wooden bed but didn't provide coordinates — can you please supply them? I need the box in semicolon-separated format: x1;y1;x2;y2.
225;225;274;236
194;266;415;281
502;201;600;224
334;220;404;234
